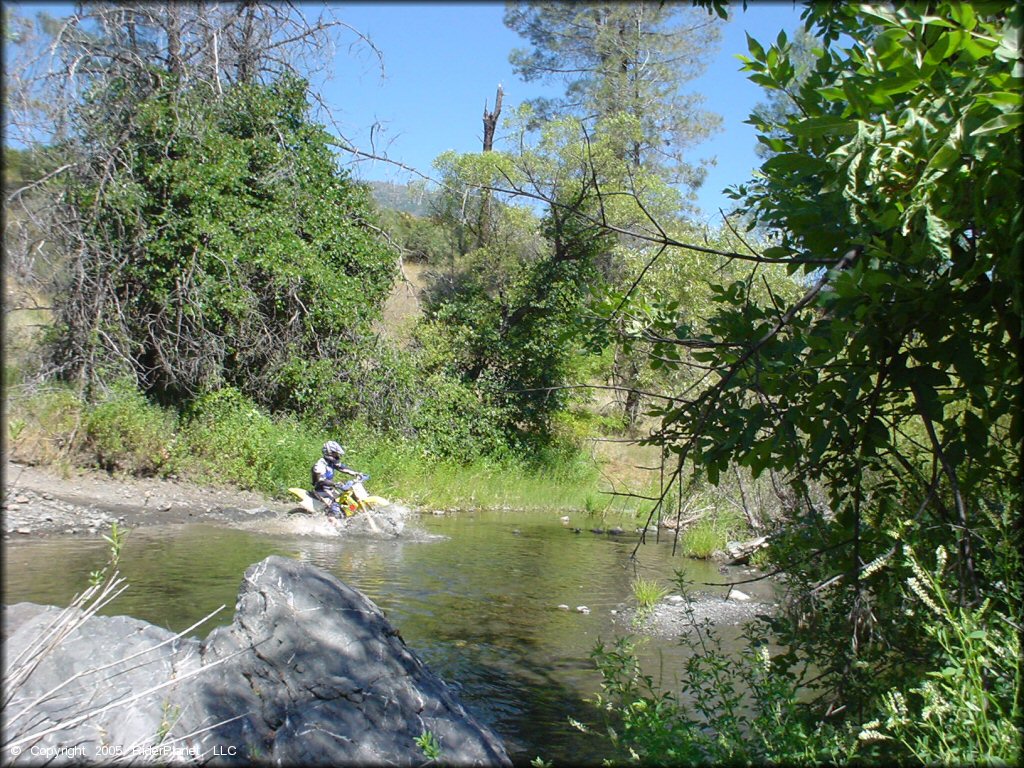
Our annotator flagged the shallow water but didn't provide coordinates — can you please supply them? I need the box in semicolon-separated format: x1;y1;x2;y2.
2;509;774;764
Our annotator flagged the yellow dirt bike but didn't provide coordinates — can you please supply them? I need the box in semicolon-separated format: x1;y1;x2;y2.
289;474;390;517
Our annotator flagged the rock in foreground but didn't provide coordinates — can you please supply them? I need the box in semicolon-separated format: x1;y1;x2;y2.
3;556;511;766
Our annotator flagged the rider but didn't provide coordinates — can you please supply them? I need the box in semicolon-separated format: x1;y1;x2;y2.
312;440;361;518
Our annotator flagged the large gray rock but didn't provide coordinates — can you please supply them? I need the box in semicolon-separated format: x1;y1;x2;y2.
2;557;511;766
2;604;202;761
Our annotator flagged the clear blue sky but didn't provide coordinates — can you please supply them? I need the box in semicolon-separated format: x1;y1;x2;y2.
325;2;806;222
7;1;806;221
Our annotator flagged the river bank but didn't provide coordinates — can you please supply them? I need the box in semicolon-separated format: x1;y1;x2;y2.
4;459;782;764
3;458;777;632
2;460;289;538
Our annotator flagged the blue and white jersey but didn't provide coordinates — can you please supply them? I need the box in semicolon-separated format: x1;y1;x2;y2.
312;457;352;492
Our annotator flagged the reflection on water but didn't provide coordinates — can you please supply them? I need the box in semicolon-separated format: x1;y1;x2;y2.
2;510;772;764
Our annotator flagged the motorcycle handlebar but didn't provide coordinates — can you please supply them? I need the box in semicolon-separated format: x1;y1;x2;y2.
340;474;369;491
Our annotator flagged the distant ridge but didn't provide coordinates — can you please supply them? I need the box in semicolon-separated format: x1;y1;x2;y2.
365;180;438;217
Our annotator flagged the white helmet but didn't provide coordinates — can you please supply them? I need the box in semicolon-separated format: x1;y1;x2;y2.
322;440;345;462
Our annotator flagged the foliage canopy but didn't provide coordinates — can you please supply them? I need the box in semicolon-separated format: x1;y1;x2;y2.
51;74;394;418
610;0;1022;742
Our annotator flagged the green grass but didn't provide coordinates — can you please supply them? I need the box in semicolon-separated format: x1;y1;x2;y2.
3;380;773;524
346;432;602;512
632;576;668;610
5;383;619;513
679;520;728;559
9;380;760;520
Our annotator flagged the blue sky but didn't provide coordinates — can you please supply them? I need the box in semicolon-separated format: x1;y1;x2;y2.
326;2;806;222
6;1;806;221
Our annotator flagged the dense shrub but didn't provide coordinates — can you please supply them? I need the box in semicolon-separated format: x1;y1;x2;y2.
83;381;177;475
51;75;395;411
176;388;319;495
411;373;513;462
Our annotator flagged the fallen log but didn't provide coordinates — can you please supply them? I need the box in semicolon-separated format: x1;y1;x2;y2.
715;535;769;565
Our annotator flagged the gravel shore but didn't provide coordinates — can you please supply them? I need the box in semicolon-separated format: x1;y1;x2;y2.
2;461;290;539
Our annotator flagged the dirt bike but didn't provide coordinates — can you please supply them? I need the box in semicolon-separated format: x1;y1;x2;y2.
289;474;390;518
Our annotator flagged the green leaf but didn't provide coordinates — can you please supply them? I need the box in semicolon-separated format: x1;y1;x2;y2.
918;15;956;30
763;153;821;174
746;33;766;62
925;210;952;257
975;91;1023;107
962;411;987;451
879;72;929;96
1010;408;1023;443
924;141;961;176
925;30;966;65
872;27;904;58
790;116;857;138
949;4;977;31
858;6;899;26
970;111;1024;136
960;36;993;61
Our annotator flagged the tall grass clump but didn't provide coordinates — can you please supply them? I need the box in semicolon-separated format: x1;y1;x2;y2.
632;576;668;626
5;384;87;466
339;420;603;511
679;520;726;559
675;499;750;559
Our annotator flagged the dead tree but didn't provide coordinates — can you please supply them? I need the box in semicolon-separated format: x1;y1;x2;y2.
482;83;503;152
477;84;503;248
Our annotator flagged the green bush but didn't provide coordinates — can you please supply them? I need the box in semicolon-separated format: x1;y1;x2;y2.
176;388;320;495
270;356;359;428
49;75;396;411
411;373;513;462
83;381;177;475
590;622;854;765
256;417;323;497
588;542;1022;766
8;376;609;511
867;545;1022;765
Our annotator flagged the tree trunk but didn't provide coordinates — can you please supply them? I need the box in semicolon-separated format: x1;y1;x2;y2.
481;84;503;152
198;3;223;95
166;5;184;81
477;84;503;248
235;1;257;84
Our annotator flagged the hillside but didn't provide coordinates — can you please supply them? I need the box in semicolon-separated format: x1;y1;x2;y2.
366;180;438;217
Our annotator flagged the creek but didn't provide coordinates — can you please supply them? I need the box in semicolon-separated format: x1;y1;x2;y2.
2;508;774;765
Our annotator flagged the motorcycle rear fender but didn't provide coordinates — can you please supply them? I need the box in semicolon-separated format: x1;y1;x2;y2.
288;487;317;514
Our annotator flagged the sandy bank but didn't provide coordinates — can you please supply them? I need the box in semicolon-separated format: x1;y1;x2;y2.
2;460;290;539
